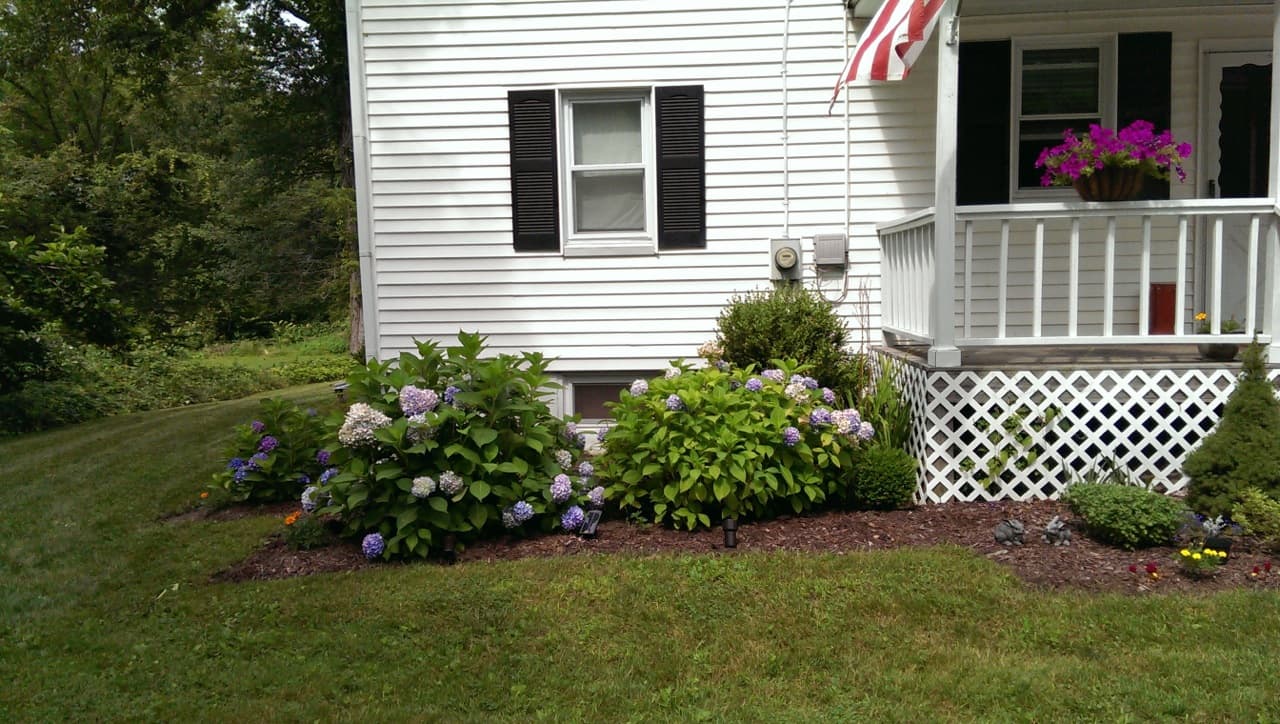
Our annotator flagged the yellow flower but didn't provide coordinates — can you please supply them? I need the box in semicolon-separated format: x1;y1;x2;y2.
1180;549;1191;557
1192;553;1202;560
1195;311;1208;321
1204;548;1217;556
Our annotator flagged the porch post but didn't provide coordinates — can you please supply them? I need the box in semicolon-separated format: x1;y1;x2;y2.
929;0;962;368
1267;0;1280;358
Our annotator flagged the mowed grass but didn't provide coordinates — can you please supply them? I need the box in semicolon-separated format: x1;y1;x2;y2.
2;388;1279;721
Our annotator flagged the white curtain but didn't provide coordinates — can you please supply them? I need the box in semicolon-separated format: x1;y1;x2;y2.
573;101;644;232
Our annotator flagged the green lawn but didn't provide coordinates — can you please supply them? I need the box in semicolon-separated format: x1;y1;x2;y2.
2;387;1279;721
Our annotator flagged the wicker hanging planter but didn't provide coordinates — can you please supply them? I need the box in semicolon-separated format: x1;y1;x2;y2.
1072;165;1147;201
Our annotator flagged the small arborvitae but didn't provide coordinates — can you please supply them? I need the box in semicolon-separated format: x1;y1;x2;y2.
1184;340;1280;517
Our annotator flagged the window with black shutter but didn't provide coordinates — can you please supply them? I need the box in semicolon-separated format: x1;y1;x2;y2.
506;85;706;253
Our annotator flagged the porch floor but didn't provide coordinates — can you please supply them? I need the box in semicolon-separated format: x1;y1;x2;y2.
877;343;1257;371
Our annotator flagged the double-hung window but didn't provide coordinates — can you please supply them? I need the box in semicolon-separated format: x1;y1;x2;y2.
1012;38;1115;197
507;86;705;254
563;92;654;253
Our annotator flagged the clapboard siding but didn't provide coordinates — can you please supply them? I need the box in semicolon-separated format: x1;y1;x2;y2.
350;0;1268;378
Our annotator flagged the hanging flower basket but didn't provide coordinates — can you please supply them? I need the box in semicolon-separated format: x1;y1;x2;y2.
1072;164;1146;202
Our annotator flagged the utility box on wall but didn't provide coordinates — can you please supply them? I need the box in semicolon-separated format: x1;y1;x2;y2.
770;238;802;281
813;233;848;269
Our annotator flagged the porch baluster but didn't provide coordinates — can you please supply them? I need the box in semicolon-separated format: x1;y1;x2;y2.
1104;216;1116;337
1068;217;1080;337
1175;216;1188;334
1138;216;1152;335
1033;218;1044;337
963;221;974;338
1247;214;1261;334
1211;216;1224;334
998;220;1009;338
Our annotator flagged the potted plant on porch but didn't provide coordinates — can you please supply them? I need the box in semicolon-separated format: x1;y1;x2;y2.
1035;120;1193;201
1195;312;1243;361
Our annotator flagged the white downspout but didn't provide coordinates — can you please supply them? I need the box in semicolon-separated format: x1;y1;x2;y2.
782;0;794;238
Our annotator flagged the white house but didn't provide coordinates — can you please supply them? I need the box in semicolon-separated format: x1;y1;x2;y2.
345;0;1280;501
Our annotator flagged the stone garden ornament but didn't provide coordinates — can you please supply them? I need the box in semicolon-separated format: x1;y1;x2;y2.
993;519;1025;546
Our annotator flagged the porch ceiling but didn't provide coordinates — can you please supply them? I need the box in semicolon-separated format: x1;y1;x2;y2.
851;0;1273;19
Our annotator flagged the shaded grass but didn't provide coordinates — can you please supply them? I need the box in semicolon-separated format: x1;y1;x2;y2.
2;389;1279;721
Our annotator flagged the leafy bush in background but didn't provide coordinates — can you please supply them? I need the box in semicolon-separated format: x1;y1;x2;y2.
1184;341;1280;517
1065;482;1186;549
599;360;876;529
861;364;913;450
714;285;867;402
317;333;596;559
211;398;328;502
849;445;918;509
1232;488;1280;551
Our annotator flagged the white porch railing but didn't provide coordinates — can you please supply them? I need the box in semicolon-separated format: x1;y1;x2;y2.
878;198;1278;356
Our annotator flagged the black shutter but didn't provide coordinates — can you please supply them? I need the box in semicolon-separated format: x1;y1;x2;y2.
655;85;705;249
1118;32;1173;200
956;40;1012;205
508;90;559;251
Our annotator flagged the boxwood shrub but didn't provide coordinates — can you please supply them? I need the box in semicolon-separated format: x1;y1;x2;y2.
849;444;918;509
598;360;876;529
1064;482;1187;549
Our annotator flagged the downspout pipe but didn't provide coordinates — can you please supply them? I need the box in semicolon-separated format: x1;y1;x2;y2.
345;0;379;360
782;0;794;238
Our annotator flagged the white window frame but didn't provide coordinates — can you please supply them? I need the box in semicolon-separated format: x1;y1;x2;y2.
1011;35;1117;201
559;89;658;257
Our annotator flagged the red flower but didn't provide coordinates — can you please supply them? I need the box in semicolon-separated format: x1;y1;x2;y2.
1144;562;1159;574
1266;561;1273;573
1128;564;1138;573
1253;566;1262;574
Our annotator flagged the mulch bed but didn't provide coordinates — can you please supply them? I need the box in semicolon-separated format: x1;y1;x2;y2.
204;499;1279;594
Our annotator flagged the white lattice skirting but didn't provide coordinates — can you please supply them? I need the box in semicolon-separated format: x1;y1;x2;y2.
872;350;1280;503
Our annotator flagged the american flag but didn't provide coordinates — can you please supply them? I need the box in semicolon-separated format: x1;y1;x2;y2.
828;0;947;112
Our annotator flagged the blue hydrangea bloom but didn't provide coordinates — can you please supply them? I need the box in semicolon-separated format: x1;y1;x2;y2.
301;485;320;512
551;474;573;503
319;467;339;484
226;457;245;471
399;385;440;416
587;486;606;509
665;394;684;411
233;468;248;482
316;449;330;465
761;369;785;383
297;473;312;485
361;533;385;560
629;379;648;396
783;426;801;447
858;421;875;440
561;505;586;532
578;461;594;478
802;376;820;390
512;500;535;523
443;385;462;406
745;377;763;392
250;420;265;433
821;387;837;405
810;408;833;427
258;435;279;453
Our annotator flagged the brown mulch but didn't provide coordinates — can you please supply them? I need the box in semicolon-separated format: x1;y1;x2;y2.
204;499;1279;594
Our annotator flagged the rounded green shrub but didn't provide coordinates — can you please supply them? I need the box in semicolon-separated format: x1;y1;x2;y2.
714;285;866;401
849;445;918;509
1184;342;1280;517
1064;482;1187;549
1232;488;1280;550
599;361;877;529
319;332;594;559
212;397;329;503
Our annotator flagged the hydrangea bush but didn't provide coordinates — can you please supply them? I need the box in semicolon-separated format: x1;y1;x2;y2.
211;398;328;502
317;332;596;559
598;359;875;530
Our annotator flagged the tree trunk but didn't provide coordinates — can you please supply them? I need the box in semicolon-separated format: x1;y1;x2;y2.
347;268;364;357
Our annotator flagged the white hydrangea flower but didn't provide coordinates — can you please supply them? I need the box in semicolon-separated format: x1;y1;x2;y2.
338;403;392;447
411;476;437;498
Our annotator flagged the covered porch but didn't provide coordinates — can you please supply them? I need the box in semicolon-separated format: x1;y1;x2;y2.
858;0;1280;501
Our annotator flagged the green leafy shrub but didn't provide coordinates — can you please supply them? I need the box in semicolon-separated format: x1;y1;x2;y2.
1064;482;1186;549
211;398;328;503
1184;341;1280;517
269;357;357;384
714;285;867;401
598;360;875;530
283;511;334;550
849;445;918;509
1232;488;1280;550
319;332;596;559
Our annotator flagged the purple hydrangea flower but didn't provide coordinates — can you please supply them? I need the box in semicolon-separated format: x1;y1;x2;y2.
761;369;785;383
551;474;572;504
316;449;330;465
233;468;248;483
226;457;245;471
802;376;819;390
629;379;649;396
250;420;265;434
810;408;833;427
512;500;535;523
715;360;731;372
561;505;586;532
301;485;320;512
858;421;875;441
782;426;801;447
745;377;763;392
596;422;610;442
297;473;312;485
439;471;464;496
319;467;339;484
575;433;587;449
502;510;518;528
443;385;462;406
821;387;837;405
578;461;594;479
564;422;578;440
665;394;684;412
258;435;278;453
399;385;440;416
587;486;606;509
361;533;385;560
247;452;269;470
